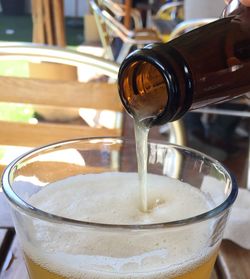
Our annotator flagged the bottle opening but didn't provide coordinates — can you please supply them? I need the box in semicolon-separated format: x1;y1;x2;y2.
119;60;168;125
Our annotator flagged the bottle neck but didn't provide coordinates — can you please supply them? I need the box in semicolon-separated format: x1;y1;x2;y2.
156;45;194;122
170;9;250;110
118;45;194;126
118;0;250;126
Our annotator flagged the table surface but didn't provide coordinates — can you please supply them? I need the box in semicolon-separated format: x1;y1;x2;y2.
0;191;250;279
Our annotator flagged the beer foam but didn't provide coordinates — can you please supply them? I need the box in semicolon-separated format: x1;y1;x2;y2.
20;172;217;278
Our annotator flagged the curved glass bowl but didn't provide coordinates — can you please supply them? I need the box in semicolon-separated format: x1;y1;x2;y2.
2;137;238;279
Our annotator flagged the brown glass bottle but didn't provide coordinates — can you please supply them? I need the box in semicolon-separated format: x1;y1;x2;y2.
118;0;250;126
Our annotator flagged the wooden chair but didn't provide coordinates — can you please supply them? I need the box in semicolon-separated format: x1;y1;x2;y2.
154;1;184;20
0;43;122;175
89;0;161;63
152;1;184;41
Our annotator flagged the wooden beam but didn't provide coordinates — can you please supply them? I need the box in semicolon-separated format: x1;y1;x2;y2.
31;0;45;43
0;76;122;111
52;0;66;47
43;0;54;45
0;121;121;147
28;62;78;81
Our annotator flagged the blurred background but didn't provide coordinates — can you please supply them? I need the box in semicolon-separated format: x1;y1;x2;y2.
0;0;249;188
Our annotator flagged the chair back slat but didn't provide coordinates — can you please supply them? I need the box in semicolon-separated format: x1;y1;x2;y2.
0;120;121;147
0;76;122;111
0;44;123;174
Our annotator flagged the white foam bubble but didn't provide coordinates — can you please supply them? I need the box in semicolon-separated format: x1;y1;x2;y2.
20;172;217;278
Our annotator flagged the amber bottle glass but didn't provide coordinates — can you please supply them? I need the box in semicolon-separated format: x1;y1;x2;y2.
118;0;250;126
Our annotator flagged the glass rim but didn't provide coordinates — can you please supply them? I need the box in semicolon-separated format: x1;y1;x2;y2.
1;137;238;230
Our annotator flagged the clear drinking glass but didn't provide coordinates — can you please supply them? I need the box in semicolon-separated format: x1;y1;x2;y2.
2;137;238;279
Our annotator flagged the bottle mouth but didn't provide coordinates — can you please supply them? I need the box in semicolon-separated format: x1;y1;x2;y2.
118;49;183;126
118;59;168;126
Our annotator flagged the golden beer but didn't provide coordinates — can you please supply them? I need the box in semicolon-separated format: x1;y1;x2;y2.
3;139;237;279
25;252;218;279
19;173;220;279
